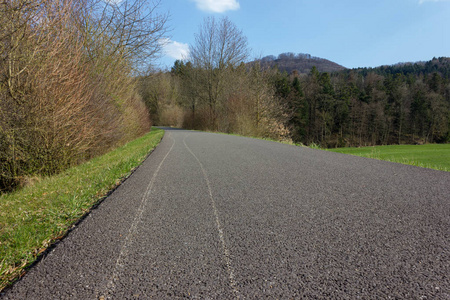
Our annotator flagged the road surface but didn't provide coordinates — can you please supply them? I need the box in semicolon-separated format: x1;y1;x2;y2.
2;128;449;299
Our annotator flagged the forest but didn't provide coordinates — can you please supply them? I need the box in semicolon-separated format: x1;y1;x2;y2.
139;17;449;148
272;57;450;147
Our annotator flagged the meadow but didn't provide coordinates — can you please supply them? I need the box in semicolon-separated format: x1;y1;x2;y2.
327;144;450;172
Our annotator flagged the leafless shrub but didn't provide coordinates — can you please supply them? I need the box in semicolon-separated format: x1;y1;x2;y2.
0;0;166;192
159;105;184;128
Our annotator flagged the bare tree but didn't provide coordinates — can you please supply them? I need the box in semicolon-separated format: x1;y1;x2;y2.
190;16;248;69
79;0;168;73
188;16;249;128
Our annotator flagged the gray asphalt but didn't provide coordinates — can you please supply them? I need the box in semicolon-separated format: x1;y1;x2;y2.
2;128;449;299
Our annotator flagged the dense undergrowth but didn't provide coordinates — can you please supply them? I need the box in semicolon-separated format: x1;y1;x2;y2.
0;0;167;192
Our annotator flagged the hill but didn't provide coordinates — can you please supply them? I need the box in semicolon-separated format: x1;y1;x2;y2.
255;52;347;74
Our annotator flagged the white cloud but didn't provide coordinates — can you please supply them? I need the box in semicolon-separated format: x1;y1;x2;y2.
191;0;240;13
419;0;450;3
104;0;123;4
160;39;190;60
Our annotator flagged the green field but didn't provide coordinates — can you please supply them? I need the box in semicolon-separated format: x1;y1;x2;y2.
327;144;450;172
0;128;164;291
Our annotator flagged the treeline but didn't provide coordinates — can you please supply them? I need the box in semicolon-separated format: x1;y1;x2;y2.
140;61;291;141
139;17;291;142
139;17;449;148
0;0;167;192
273;61;450;147
353;57;450;78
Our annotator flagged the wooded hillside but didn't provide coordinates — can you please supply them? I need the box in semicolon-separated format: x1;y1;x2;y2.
274;58;450;147
254;53;347;74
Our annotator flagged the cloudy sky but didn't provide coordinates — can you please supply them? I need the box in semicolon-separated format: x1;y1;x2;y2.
157;0;450;69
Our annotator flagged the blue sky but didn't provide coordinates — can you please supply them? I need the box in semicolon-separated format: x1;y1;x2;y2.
156;0;450;70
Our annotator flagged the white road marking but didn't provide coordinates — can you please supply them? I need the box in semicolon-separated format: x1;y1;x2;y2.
183;134;241;299
98;133;175;299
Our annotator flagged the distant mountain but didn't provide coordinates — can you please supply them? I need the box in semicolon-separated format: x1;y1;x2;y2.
253;52;347;74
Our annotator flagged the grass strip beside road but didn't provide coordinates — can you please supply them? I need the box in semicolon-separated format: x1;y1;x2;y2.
0;128;164;291
207;130;449;172
177;129;449;172
327;144;450;172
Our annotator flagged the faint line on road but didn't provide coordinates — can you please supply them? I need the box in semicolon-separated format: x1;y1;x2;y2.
183;134;241;299
98;133;175;300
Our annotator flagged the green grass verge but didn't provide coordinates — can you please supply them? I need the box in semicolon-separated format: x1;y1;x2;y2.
0;128;164;291
327;144;450;172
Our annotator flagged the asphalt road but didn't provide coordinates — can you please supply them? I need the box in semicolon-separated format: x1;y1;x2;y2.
2;128;449;299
